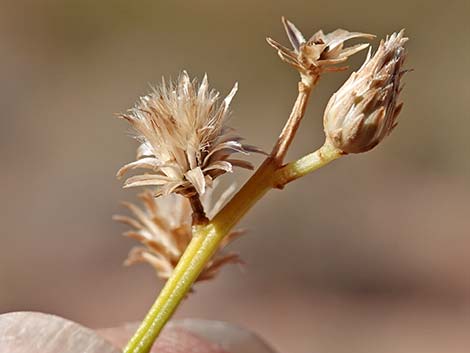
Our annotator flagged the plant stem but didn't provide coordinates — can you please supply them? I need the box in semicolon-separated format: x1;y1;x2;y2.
273;142;343;188
188;194;209;226
122;222;216;353
271;78;313;163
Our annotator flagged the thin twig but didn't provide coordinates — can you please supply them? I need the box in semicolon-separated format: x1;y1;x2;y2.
273;142;343;188
270;77;315;164
188;194;209;226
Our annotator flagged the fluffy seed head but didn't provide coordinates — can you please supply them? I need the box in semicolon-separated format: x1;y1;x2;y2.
117;71;262;197
323;31;408;154
267;17;374;81
113;185;244;284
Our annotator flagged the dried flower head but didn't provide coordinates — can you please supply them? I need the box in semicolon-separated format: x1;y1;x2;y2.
323;31;408;154
113;185;244;283
117;71;262;197
267;17;374;81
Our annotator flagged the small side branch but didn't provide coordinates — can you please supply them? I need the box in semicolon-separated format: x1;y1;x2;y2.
188;194;209;226
273;142;343;188
270;77;315;164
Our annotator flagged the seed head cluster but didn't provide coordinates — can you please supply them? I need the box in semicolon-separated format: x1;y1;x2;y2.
114;187;244;283
267;17;374;81
118;71;262;197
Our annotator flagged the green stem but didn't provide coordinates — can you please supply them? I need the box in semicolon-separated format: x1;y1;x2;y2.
122;146;342;353
274;142;343;188
122;222;217;353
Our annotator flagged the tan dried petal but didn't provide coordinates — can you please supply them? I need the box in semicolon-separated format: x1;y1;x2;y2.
184;167;206;195
123;174;175;188
116;157;163;179
323;30;408;154
125;247;174;276
198;253;243;282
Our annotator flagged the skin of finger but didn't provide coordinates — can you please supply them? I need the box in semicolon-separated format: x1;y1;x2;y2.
98;319;278;353
98;324;228;353
0;312;119;353
0;312;226;353
0;312;274;353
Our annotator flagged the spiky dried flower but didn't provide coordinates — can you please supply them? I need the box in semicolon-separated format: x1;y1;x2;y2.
323;31;408;154
267;17;374;81
113;185;244;283
117;71;262;197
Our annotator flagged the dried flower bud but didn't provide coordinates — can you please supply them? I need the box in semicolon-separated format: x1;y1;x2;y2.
114;185;244;284
117;71;263;197
267;17;374;81
323;31;408;154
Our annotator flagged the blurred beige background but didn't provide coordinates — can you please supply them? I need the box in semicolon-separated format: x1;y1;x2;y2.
1;0;470;352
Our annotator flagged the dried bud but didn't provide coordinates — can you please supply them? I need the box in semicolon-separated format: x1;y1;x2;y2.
267;17;374;81
117;71;263;197
323;31;408;154
114;185;244;284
